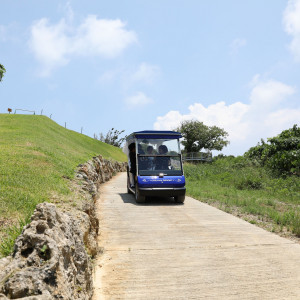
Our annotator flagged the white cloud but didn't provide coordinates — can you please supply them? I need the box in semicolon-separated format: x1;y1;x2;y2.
249;79;295;107
155;111;187;132
73;16;137;58
283;0;300;61
154;101;250;142
29;18;70;76
154;77;300;155
264;108;300;136
124;92;153;108
29;15;137;76
230;38;247;55
130;62;160;84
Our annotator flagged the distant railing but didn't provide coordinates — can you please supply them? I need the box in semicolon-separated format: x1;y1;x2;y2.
14;109;35;115
182;152;212;163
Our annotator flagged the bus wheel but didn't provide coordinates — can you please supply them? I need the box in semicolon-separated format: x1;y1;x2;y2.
175;196;185;203
127;177;133;194
135;186;145;203
127;186;133;194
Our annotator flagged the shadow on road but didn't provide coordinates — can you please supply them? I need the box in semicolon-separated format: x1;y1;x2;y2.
119;193;184;206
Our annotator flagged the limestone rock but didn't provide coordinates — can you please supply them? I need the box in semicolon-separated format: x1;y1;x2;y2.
0;155;127;299
0;203;92;299
77;155;126;198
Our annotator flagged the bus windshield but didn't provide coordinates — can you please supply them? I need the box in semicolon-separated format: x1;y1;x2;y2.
136;138;183;176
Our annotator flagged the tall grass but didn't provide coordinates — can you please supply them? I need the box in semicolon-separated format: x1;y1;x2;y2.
0;114;126;256
184;156;300;237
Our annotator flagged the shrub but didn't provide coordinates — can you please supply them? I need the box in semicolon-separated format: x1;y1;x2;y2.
245;125;300;176
235;175;263;190
292;214;300;237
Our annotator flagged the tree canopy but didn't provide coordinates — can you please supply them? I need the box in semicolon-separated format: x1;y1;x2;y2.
245;124;300;176
176;120;229;153
0;64;6;82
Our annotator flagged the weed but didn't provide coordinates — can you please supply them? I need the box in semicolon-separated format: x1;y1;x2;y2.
40;244;48;253
291;213;300;237
0;217;28;257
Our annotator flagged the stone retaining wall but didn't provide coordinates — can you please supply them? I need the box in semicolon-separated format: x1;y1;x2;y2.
0;155;126;299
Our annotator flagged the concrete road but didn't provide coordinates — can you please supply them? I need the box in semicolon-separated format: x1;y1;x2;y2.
93;173;300;299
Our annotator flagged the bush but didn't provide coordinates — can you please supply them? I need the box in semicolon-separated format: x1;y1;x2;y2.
292;214;300;237
235;175;263;190
245;125;300;176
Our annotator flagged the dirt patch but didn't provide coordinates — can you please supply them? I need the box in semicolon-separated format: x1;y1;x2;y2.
31;150;46;157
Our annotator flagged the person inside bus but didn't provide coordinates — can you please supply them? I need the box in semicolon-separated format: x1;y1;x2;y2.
155;145;170;170
146;145;155;170
128;143;136;187
138;144;148;170
138;144;145;154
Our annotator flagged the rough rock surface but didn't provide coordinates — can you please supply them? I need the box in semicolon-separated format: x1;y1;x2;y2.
76;156;126;258
0;155;126;299
0;203;91;299
77;155;127;198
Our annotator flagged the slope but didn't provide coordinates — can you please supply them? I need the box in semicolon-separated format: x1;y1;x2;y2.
0;114;126;255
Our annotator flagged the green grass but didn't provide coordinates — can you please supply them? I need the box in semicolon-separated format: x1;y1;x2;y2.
0;114;126;256
184;157;300;237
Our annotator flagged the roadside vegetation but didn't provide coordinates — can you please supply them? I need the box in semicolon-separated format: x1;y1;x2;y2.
184;125;300;240
0;114;126;257
94;127;127;147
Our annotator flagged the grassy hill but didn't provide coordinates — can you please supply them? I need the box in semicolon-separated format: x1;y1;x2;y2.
0;114;126;256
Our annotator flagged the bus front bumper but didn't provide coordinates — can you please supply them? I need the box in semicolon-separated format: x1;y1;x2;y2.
138;187;186;198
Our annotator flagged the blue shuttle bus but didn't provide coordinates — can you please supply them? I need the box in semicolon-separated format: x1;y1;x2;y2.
124;130;186;203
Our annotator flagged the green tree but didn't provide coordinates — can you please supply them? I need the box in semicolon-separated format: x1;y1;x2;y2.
95;128;126;148
177;120;229;152
0;64;6;82
245;124;300;176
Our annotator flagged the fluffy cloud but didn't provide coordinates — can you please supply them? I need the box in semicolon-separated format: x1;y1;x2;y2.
249;79;295;107
154;78;300;155
124;92;153;108
29;15;137;76
154;101;250;142
73;16;137;58
283;0;300;61
30;19;70;75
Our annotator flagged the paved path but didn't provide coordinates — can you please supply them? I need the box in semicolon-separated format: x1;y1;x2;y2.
93;173;300;299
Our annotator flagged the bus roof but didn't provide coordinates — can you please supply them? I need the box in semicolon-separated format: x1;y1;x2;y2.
126;130;182;140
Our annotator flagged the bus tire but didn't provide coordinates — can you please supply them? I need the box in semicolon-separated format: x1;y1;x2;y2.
127;177;133;194
135;186;145;203
175;195;185;203
127;186;133;194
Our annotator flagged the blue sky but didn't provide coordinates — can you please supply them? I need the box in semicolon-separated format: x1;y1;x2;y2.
0;0;299;155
